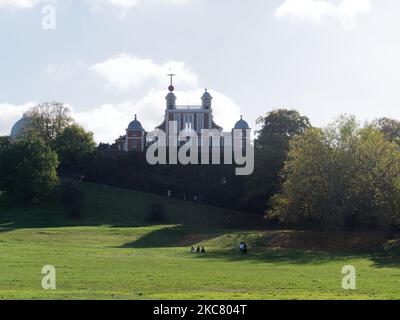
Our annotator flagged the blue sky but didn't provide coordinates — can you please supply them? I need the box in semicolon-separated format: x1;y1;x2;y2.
1;0;400;143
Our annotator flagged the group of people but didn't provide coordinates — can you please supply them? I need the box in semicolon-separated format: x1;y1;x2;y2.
189;242;248;255
190;246;206;254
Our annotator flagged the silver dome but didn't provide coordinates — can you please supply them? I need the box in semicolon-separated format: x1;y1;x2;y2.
10;115;29;140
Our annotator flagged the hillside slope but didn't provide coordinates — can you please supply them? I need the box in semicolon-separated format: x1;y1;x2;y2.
0;182;265;230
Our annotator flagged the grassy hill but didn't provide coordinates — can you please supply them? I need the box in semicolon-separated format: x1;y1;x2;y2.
0;182;265;230
1;182;400;300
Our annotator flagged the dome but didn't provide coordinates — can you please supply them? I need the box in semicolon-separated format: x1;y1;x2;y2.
127;115;143;130
234;116;250;130
201;89;212;100
166;92;176;100
10;114;29;140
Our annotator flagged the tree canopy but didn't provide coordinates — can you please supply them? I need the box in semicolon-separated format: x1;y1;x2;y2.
267;116;400;231
25;102;73;145
242;109;311;213
0;136;59;202
54;124;96;175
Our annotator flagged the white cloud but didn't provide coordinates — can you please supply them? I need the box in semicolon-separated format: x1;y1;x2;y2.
0;0;186;10
0;0;45;9
0;89;242;144
85;0;187;11
275;0;372;28
0;0;58;9
85;0;140;10
89;54;198;91
0;102;36;136
74;89;242;143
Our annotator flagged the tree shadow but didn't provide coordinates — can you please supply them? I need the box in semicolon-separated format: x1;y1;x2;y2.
189;248;372;265
369;254;400;268
119;225;226;249
191;247;400;268
119;225;400;268
0;183;267;232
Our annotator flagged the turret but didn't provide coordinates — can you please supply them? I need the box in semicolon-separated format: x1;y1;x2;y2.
201;89;212;109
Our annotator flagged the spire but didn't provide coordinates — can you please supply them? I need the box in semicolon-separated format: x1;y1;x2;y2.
167;73;176;92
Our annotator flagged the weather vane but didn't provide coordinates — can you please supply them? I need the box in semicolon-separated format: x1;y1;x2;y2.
167;73;176;92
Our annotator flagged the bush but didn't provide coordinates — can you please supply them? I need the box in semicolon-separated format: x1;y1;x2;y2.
0;136;59;203
145;203;167;224
61;181;85;219
384;239;400;256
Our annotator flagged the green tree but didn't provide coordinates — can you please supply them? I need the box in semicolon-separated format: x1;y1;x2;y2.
0;136;59;202
372;117;400;145
242;109;311;213
0;136;12;191
25;102;73;145
54;125;96;174
268;116;400;231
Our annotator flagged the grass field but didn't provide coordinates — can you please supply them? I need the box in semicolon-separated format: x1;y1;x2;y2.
1;182;400;300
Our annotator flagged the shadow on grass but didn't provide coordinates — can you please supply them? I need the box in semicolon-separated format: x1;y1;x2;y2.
190;248;367;265
0;182;266;232
191;247;400;269
119;225;226;249
119;224;400;268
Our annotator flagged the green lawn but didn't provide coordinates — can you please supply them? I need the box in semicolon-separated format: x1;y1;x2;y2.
0;183;399;300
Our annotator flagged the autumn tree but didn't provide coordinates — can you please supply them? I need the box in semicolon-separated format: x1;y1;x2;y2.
268;116;400;231
242;109;311;213
25;102;73;145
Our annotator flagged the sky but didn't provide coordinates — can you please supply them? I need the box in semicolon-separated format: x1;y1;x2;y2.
0;0;400;143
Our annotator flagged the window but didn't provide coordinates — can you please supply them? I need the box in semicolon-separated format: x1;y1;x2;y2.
174;114;181;131
197;114;204;132
184;114;194;131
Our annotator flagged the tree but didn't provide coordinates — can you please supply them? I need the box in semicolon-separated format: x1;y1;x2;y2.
372;117;400;146
97;143;111;151
0;136;12;191
25;102;73;145
0;136;59;202
242;109;311;213
267;116;400;231
54;125;96;175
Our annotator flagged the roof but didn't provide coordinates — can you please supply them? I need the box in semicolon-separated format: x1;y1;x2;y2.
234;116;250;130
127;115;144;130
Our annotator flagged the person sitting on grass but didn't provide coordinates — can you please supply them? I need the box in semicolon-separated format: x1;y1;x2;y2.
196;246;201;253
190;246;196;253
200;246;206;253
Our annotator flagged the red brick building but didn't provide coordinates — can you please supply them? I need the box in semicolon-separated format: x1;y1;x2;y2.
115;85;250;152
